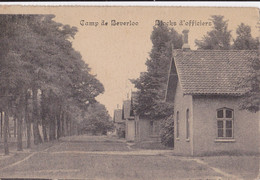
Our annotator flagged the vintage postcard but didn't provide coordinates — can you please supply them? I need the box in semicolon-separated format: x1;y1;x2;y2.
0;4;259;180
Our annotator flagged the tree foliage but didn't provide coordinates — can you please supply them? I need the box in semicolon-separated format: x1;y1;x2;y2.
131;22;182;120
160;115;174;147
233;23;259;112
233;23;259;50
196;15;259;112
0;15;107;154
195;15;232;50
79;103;114;135
237;51;260;112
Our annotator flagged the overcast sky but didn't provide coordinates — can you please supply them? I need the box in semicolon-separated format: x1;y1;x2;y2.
1;6;259;116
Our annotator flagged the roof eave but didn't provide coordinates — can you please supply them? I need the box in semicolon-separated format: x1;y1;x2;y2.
183;92;244;96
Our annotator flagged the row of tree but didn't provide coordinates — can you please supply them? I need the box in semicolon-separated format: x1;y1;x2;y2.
0;15;107;155
131;15;259;147
195;15;259;50
78;102;114;136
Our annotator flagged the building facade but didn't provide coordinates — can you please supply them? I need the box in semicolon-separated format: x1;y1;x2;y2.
166;41;259;155
113;108;125;138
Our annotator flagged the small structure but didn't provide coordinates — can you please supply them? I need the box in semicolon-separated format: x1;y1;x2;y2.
113;106;125;138
120;92;161;142
122;98;135;141
132;92;161;142
165;30;259;156
135;116;161;142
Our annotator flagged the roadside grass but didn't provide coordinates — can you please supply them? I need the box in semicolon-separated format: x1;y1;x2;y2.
60;135;125;143
199;155;260;180
0;140;61;171
0;153;29;170
1;135;258;180
45;140;130;152
0;138;60;154
0;153;222;180
130;141;173;150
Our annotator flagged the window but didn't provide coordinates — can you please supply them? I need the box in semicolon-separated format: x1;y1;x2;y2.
186;109;190;140
176;111;179;139
217;108;234;138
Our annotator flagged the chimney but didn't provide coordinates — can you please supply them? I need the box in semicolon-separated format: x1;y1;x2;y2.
182;29;190;50
117;104;119;109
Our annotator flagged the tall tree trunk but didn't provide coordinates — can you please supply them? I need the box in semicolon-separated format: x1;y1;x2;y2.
41;90;48;142
68;119;71;136
56;107;61;139
57;119;61;139
0;111;2;139
13;116;16;138
25;91;31;148
62;112;67;137
26;116;31;149
7;121;11;138
17;114;23;151
4;111;9;155
61;111;65;137
66;113;69;136
70;121;74;136
17;93;25;151
42;124;48;142
49;112;56;141
32;87;42;145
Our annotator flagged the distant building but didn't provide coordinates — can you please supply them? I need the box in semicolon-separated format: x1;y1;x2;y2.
120;91;160;142
122;99;135;141
130;92;161;142
165;30;259;156
135;116;161;142
113;107;125;138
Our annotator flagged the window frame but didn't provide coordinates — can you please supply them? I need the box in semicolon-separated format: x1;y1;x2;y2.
176;111;179;140
216;107;234;139
186;109;190;141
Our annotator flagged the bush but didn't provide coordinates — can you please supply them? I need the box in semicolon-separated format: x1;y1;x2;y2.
117;129;125;138
160;115;174;147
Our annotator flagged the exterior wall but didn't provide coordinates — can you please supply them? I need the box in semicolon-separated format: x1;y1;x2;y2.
193;96;259;155
135;116;162;142
114;109;123;123
135;116;151;142
126;119;135;141
150;120;161;141
123;100;131;119
115;122;125;138
173;81;193;155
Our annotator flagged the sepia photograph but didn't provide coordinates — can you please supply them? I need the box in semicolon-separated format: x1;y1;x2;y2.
0;4;259;180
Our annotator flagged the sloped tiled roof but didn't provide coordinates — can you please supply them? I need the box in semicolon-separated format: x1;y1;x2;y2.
173;50;257;95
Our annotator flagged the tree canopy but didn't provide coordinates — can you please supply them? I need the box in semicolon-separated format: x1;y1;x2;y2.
79;102;114;135
195;15;232;50
232;23;259;112
131;22;183;119
0;14;108;154
195;15;259;112
237;52;260;113
233;23;259;50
